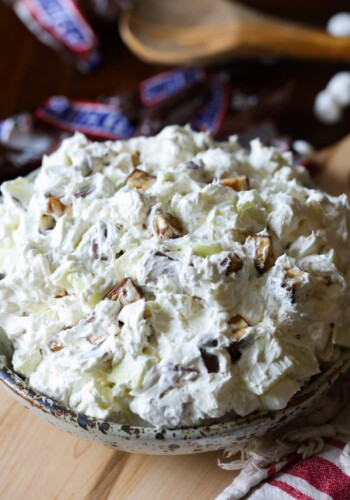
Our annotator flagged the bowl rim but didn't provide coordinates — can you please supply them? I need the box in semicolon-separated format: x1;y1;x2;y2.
1;350;350;441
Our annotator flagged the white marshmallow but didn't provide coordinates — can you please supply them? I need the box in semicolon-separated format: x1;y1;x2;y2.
292;140;314;157
314;90;342;124
327;72;350;107
327;12;350;37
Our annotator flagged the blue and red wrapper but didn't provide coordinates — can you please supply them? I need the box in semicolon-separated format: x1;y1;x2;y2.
35;97;135;140
0;66;293;182
34;69;233;140
8;0;100;73
139;68;206;107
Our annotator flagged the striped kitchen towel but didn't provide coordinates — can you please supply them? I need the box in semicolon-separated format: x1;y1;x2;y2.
217;373;350;500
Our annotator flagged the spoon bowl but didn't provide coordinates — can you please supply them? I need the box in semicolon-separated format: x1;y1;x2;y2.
120;0;350;65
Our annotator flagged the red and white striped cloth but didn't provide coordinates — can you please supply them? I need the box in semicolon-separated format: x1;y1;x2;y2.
217;374;350;500
248;437;350;499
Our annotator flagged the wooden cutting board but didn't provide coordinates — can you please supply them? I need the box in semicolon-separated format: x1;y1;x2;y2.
1;137;350;500
0;389;236;500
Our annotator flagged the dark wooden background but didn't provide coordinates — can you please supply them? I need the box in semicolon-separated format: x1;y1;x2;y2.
0;1;350;150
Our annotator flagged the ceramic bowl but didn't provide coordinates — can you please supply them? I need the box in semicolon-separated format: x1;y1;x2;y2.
1;350;350;455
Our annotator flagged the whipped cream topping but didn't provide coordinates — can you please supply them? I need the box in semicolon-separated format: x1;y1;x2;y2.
0;125;350;428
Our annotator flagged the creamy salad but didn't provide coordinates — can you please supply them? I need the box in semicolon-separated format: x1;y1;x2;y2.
0;125;349;428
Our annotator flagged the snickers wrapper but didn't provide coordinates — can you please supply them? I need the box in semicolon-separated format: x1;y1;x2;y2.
7;0;100;73
35;96;135;139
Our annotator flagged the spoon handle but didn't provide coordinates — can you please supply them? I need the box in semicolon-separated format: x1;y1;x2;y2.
239;21;350;61
120;8;350;65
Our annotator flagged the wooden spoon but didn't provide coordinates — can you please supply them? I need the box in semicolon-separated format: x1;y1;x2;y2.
119;0;350;65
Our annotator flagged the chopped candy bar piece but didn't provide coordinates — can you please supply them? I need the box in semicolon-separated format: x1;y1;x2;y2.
228;315;249;340
39;214;56;231
219;253;243;276
227;315;250;363
49;334;64;352
246;233;274;273
199;348;220;373
153;213;183;239
282;267;308;302
126;169;155;190
131;151;141;167
47;196;71;217
106;277;143;307
221;175;249;191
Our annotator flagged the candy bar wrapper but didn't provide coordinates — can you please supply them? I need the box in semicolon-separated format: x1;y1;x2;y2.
137;79;210;136
100;68;220;136
6;0;100;73
34;68;292;141
35;97;135;139
217;81;294;140
102;68;207;128
139;68;206;107
191;77;231;136
0;113;68;182
0;67;295;180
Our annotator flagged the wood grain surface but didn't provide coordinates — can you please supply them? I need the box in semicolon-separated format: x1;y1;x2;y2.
0;389;234;500
1;1;350;499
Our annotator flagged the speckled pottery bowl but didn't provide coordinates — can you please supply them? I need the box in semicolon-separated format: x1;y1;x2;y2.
1;351;350;455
